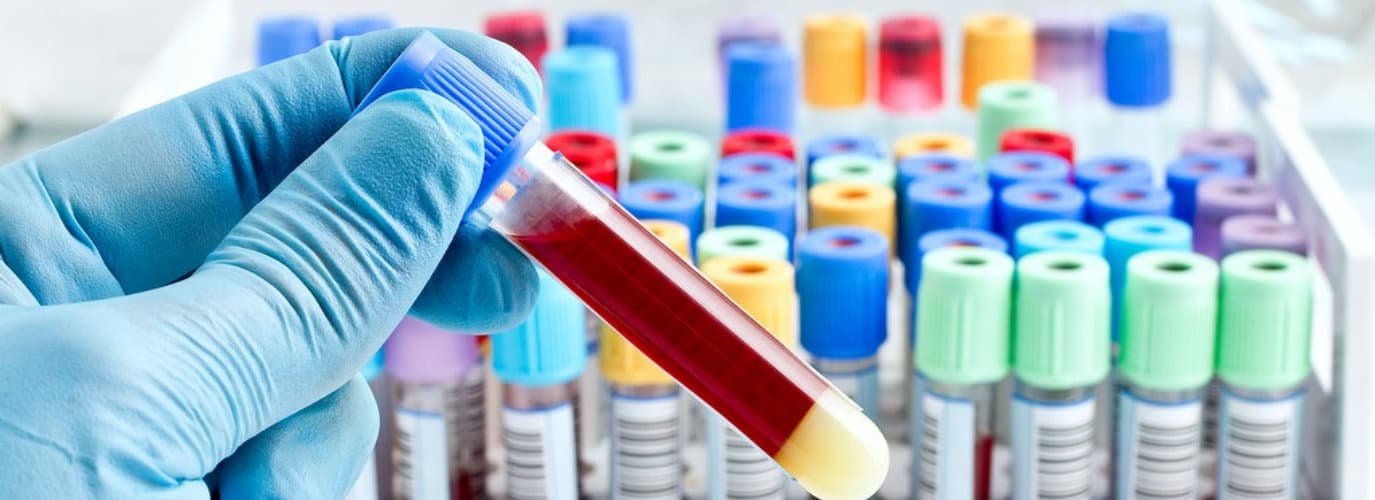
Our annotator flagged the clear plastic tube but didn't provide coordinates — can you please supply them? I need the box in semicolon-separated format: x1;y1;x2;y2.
911;376;998;500
608;383;683;499
1114;382;1204;500
813;357;880;422
1215;384;1304;500
706;409;787;500
502;382;581;500
1097;107;1169;182
390;378;478;500
1011;383;1097;500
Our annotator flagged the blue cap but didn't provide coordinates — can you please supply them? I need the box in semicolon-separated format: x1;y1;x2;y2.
997;182;1086;240
492;271;588;386
987;151;1072;195
1074;155;1153;191
1089;183;1174;226
798;227;890;359
356;32;543;217
718;153;798;187
805;134;887;168
909;228;1007;297
362;348;384;381
544;46;622;138
1104;215;1192;334
902;180;993;286
566;13;633;103
332;15;393;39
715;181;798;245
257;16;321;66
1165;154;1248;222
620;180;705;240
896;154;983;259
1014;220;1105;257
726;43;798;134
1104;12;1172;107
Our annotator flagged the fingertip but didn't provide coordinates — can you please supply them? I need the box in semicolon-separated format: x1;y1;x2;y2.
410;221;538;334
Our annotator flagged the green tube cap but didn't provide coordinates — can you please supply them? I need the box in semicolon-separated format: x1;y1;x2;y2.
1116;250;1219;391
1216;250;1312;391
975;81;1057;161
630;130;713;189
696;225;791;265
810;154;897;188
916;246;1014;385
1013;252;1111;390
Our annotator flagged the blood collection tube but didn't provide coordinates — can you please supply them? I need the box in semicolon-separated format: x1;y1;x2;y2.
897;154;982;260
798;227;890;420
1013;220;1105;257
913;246;1013;500
346;351;387;500
1180;130;1257;176
1011;252;1110;500
1115;250;1218;499
809;181;897;252
894;133;976;159
566;14;633;104
620;179;705;244
701;256;798;500
1165;154;1248;222
1193;178;1279;259
961;13;1034;111
1087;183;1174;227
717;15;782;72
546;131;618;193
716;182;798;251
1074;155;1152;191
1220;215;1307;257
1033;15;1098;143
976;81;1058;162
878;15;943;137
902;179;994;277
483;11;548;73
630;131;713;191
986;151;1072;198
544;47;623;141
384;317;483;500
333;15;393;40
803;14;870;138
998;128;1075;166
805;134;888;170
718;153;798;188
722;129;796;161
726;42;798;135
697;225;791;264
996;182;1085;241
362;34;888;498
1102;12;1173;171
257;16;321;66
1103;216;1192;333
1214;250;1312;500
810;154;897;188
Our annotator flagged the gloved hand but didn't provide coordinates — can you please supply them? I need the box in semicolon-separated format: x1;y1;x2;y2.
0;28;539;499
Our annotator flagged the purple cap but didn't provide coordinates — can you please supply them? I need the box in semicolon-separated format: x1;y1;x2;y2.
1035;15;1099;101
1221;215;1307;257
1180;129;1257;175
717;16;783;69
383;317;481;383
1194;178;1278;259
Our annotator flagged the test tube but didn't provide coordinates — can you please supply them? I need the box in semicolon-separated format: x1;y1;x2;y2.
484;11;548;73
384;317;483;499
492;271;587;500
1180;129;1257;176
620;179;705;244
1087;183;1174;227
987;151;1072;198
257;16;321;66
346;350;387;500
803;14;870;138
333;15;393;40
1214;250;1312;499
961;13;1035;111
1165;154;1248;222
1115;250;1219;500
894;133;977;159
798;227;890;420
361;34;888;498
715;182;798;250
701;256;798;500
806;134;888;171
1193;178;1279;259
722;129;796;161
1103;216;1192;337
1011;252;1110;500
913;247;1013;500
1220;215;1307;257
976;82;1058;163
544;47;624;141
878;15;943;137
996;182;1085;241
1034;15;1098;141
1102;12;1173;170
718;153;798;188
726;43;799;135
1074;155;1153;192
546;130;619;193
809;181;897;252
998;128;1075;166
810;154;897;188
1013;220;1105;257
629;131;713;191
566;14;633;104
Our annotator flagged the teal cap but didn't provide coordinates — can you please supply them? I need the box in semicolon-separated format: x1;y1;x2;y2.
544;46;623;138
975;81;1058;161
491;271;588;386
810;154;897;188
1116;250;1219;391
1216;250;1312;391
630;130;713;190
1014;220;1105;257
916;247;1014;385
696;225;791;265
1013;252;1111;389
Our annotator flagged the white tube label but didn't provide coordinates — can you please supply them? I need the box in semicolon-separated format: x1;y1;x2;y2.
610;393;682;499
705;412;785;500
912;381;975;500
819;365;880;421
1115;391;1203;500
1217;390;1303;500
1011;396;1096;500
394;408;451;500
503;404;579;500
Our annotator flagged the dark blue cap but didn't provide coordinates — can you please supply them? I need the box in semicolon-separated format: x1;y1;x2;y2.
1014;220;1105;257
798;227;890;359
1088;183;1173;226
1165;154;1247;222
566;13;633;103
901;180;993;292
1074;155;1153;191
620;179;705;240
332;15;393;39
997;182;1085;240
805;134;887;168
726;43;798;134
257;16;321;66
718;153;798;187
896;154;983;260
715;181;798;245
987;151;1072;195
1104;12;1172;107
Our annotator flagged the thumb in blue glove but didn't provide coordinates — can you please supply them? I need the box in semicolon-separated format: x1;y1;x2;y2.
0;28;539;499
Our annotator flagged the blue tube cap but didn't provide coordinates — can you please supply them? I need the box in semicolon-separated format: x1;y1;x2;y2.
620;179;705;239
257;16;321;66
909;228;1008;294
1104;12;1172;107
902;180;993;273
726;42;798;134
997;182;1085;240
716;181;799;243
332;15;393;39
492;271;588;386
806;134;887;167
897;153;982;188
1074;155;1153;191
987;151;1072;194
718;153;798;187
1089;183;1174;226
1165;154;1248;221
1014;220;1105;257
544;46;622;138
798;227;890;359
566;13;633;103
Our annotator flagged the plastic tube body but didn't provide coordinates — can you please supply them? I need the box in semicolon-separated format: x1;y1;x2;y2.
911;377;998;500
814;356;880;421
1011;384;1097;500
390;374;484;500
1215;385;1304;500
608;383;683;499
502;383;580;500
1114;382;1205;500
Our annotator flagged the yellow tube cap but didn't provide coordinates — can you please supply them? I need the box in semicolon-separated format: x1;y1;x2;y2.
600;220;689;386
701;256;797;347
808;181;897;253
894;132;976;159
804;14;869;108
960;13;1034;109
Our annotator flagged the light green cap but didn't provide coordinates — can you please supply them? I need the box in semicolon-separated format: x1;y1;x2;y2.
630;130;713;189
696;225;790;265
1013;252;1111;389
1116;250;1219;391
975;81;1057;161
916;246;1014;385
1216;250;1312;391
810;154;897;188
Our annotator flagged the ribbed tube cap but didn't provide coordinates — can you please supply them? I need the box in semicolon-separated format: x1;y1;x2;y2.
565;13;633;102
1165;154;1248;222
1034;15;1099;102
798;227;891;358
804;14;869;108
976;81;1058;161
1074;155;1153;191
727;43;798;134
257;16;321;66
630;131;713;189
1221;215;1307;257
696;226;792;265
620;180;704;240
1014;220;1105;258
357;32;542;216
384;316;480;383
718;153;798;187
1116;250;1219;391
722;129;796;160
806;134;887;167
702;256;798;346
987;151;1072;194
903;180;994;272
492;271;588;386
546;130;618;191
544;46;622;138
916;247;1014;385
999;128;1075;165
809;182;897;249
894;132;976;159
716;181;799;243
600;220;688;385
1104;216;1193;335
1180;129;1257;175
1216;250;1313;391
1194;178;1278;259
811;154;897;188
332;15;393;39
1104;12;1172;107
909;229;1008;294
1088;183;1174;227
961;13;1034;109
483;11;548;71
717;15;783;66
996;182;1085;240
878;15;943;113
1014;252;1111;389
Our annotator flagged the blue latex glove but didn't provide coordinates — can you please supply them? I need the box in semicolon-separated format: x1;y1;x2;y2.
0;29;539;499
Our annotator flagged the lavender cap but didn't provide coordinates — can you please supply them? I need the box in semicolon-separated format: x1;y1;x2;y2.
1221;215;1307;257
383;316;481;383
1180;129;1257;175
1194;178;1279;259
1034;15;1099;101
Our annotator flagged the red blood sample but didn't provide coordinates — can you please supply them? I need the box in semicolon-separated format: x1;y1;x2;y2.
999;128;1076;166
722;128;797;160
974;433;994;500
878;15;943;113
547;130;619;192
483;12;549;73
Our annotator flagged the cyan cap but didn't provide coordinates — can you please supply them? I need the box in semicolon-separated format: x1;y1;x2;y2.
1013;252;1111;389
902;180;993;277
996;182;1085;240
1074;155;1153;191
384;316;480;384
1216;250;1313;391
332;15;393;39
726;42;798;134
492;271;588;386
566;13;633;102
1087;183;1174;227
718;153;798;187
987;151;1072;195
1014;220;1104;257
620;180;704;242
716;181;798;245
1104;215;1192;336
696;225;791;265
1165;154;1247;222
1117;250;1219;391
798;227;890;359
544;46;622;138
908;228;1007;295
1104;12;1172;107
916;247;1015;385
257;16;321;66
806;134;887;167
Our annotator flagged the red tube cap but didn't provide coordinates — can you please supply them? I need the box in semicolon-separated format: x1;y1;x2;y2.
484;11;549;72
548;130;619;191
878;15;943;113
722;128;797;160
999;128;1075;166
